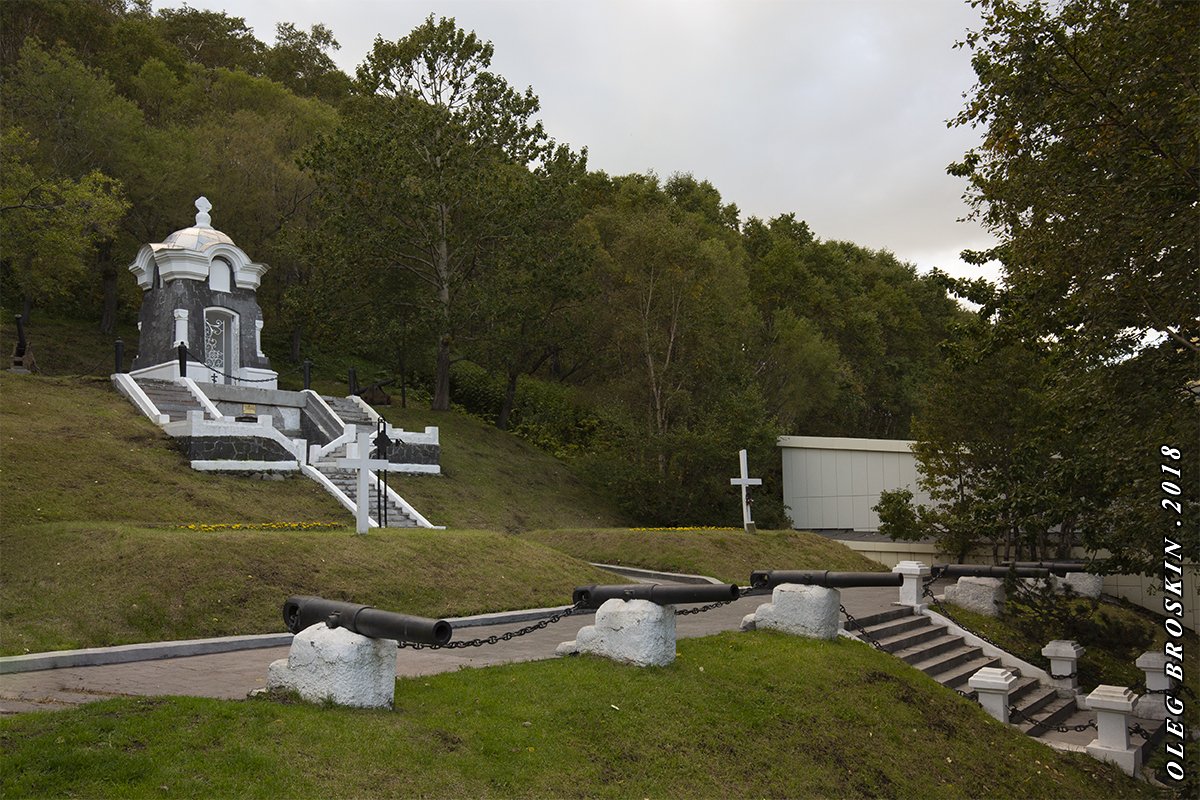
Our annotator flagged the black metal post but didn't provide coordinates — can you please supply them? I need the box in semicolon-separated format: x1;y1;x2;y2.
114;338;124;374
348;366;358;395
14;315;27;358
303;359;312;390
177;343;187;379
375;419;390;527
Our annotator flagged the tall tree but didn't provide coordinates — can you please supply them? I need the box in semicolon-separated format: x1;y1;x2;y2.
262;22;351;105
461;144;593;430
950;0;1198;358
307;15;549;410
933;0;1200;573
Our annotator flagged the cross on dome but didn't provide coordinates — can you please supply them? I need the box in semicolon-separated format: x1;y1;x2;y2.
194;196;212;228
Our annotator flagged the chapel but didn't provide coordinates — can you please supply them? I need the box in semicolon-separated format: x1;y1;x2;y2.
126;197;277;388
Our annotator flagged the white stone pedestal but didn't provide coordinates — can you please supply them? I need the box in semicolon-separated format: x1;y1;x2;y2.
267;623;397;709
893;561;930;611
1085;685;1142;776
556;599;676;667
969;667;1019;723
944;577;1005;616
1041;639;1084;694
746;584;842;640
1133;651;1175;720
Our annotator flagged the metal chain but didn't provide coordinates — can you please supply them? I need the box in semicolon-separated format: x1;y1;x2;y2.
840;604;886;650
1008;705;1098;734
922;583;1006;651
182;346;279;384
68;353;112;379
1128;723;1153;741
396;602;585;650
1049;671;1078;680
1141;684;1196;700
676;600;733;616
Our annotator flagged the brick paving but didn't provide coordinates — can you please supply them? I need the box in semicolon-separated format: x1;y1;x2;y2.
0;586;903;715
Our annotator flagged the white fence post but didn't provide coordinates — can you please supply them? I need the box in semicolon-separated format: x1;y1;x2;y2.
1133;651;1175;720
968;667;1019;723
893;561;930;611
1041;640;1084;694
1085;685;1142;776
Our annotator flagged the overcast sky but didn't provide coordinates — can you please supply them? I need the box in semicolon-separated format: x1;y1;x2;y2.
153;0;1001;283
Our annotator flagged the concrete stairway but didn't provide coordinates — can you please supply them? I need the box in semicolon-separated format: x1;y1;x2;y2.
309;395;420;528
321;396;374;427
317;467;420;528
851;608;1081;741
135;379;213;422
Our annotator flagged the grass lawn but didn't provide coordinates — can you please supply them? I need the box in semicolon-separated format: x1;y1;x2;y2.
0;632;1154;799
0;369;625;532
521;527;886;584
0;525;624;656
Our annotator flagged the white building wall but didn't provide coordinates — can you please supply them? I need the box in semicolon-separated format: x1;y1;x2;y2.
778;436;932;531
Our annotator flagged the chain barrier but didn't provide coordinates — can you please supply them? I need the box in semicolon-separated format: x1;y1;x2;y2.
1008;705;1098;734
921;575;1007;652
396;602;585;650
676;600;733;616
1128;723;1154;741
840;604;886;650
182;346;279;384
1049;671;1078;680
68;353;111;379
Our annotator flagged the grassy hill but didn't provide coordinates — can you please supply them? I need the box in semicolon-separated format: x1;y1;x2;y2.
0;369;624;531
0;632;1153;799
522;528;884;584
0;369;869;654
0;316;1176;798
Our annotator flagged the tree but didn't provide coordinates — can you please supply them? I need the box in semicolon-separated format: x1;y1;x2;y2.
307;15;549;410
0;127;129;316
876;307;1080;563
263;22;351;105
155;6;263;74
932;0;1200;573
742;214;963;438
460;144;593;430
950;0;1198;358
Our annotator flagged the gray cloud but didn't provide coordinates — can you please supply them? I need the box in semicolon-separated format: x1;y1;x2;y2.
152;0;1002;282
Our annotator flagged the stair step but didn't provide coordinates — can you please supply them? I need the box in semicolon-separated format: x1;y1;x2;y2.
873;623;945;654
893;633;965;664
1015;695;1078;738
311;463;418;528
322;397;375;425
935;655;1002;689
911;644;986;676
1012;682;1060;718
863;615;934;641
850;607;914;629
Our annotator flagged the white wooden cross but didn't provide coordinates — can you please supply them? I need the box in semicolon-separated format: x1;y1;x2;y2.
336;431;397;534
730;449;762;534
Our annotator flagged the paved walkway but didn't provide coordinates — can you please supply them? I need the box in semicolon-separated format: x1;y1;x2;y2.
0;586;904;715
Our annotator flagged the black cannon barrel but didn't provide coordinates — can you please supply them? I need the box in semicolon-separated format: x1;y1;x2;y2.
572;583;740;610
933;564;1050;579
1002;561;1088;575
282;595;452;645
749;570;902;590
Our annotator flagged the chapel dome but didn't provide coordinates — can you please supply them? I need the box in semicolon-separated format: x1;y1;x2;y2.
161;225;235;251
159;196;234;251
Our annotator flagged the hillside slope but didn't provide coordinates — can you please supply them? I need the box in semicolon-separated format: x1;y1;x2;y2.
0;371;624;530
